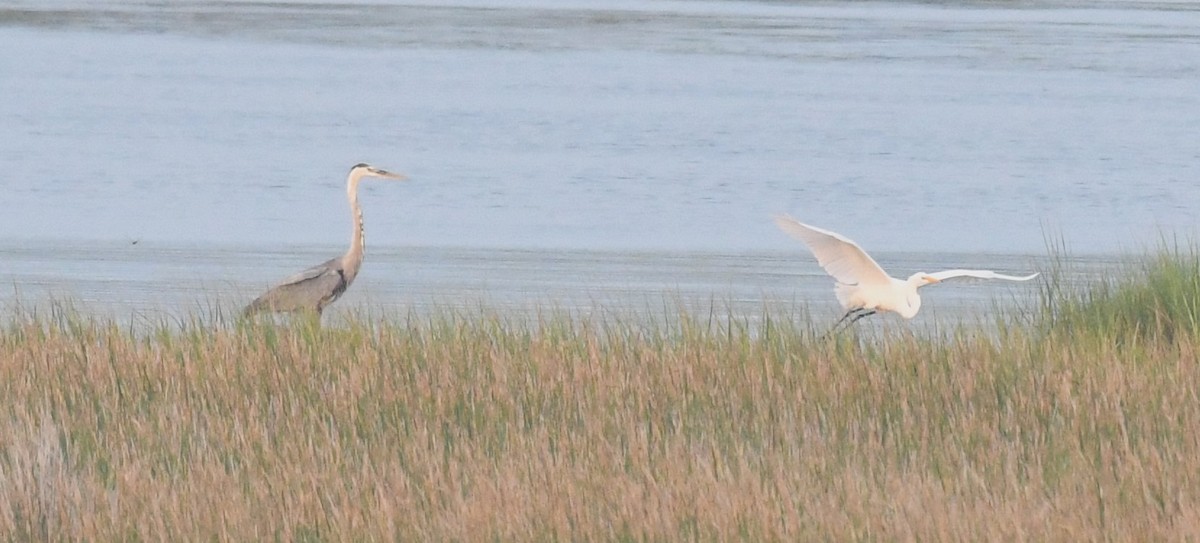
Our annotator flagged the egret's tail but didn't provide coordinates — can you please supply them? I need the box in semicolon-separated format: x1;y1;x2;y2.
833;282;855;309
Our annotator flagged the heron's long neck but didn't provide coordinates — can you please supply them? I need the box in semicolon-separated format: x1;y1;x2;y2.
344;174;366;281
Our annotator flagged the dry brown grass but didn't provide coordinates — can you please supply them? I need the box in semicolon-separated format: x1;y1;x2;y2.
2;251;1200;540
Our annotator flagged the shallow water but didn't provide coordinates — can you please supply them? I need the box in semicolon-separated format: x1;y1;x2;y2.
1;237;1103;333
0;0;1195;323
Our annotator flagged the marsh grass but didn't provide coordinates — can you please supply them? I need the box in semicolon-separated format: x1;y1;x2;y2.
1039;243;1200;345
2;250;1199;540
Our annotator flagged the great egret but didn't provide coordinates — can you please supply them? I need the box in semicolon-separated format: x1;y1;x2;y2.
773;214;1038;329
244;163;408;316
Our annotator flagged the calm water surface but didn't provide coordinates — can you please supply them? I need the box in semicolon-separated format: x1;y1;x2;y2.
0;0;1196;323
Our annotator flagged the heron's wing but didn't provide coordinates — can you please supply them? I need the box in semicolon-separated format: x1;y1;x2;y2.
926;269;1039;282
245;258;346;314
274;258;341;287
773;215;892;286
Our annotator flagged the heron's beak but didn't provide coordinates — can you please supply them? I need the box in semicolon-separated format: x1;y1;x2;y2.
925;276;941;284
371;168;408;181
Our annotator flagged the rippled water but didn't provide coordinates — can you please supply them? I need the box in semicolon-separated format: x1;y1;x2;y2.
1;0;1196;323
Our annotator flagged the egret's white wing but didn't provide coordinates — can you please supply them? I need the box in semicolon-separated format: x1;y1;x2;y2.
773;215;892;286
927;269;1039;282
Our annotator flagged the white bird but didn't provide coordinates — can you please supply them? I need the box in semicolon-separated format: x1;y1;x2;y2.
773;214;1038;329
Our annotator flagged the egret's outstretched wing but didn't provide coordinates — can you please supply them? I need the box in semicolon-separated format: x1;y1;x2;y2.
926;269;1039;282
773;215;891;286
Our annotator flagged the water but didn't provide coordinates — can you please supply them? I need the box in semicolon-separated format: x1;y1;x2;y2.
1;0;1197;323
0;237;1107;331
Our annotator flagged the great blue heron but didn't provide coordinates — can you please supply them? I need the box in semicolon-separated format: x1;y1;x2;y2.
773;214;1038;331
243;163;408;316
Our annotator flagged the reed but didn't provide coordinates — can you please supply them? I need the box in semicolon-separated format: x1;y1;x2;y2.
1;249;1198;540
1038;243;1200;344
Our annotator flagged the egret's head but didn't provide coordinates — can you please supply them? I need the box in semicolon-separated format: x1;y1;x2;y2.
908;273;941;287
350;163;408;181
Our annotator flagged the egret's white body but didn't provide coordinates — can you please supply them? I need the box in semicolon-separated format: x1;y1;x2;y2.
773;215;1038;327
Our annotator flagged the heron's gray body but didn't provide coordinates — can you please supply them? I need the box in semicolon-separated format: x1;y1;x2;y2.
244;163;405;316
243;256;354;315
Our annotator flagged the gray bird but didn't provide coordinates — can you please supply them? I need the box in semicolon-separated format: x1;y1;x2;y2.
244;163;408;316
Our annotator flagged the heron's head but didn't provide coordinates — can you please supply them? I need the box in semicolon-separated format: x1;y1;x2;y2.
350;163;408;181
908;273;941;288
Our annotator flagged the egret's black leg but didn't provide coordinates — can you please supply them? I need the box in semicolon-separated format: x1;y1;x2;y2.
845;309;876;327
832;308;866;328
821;308;868;339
